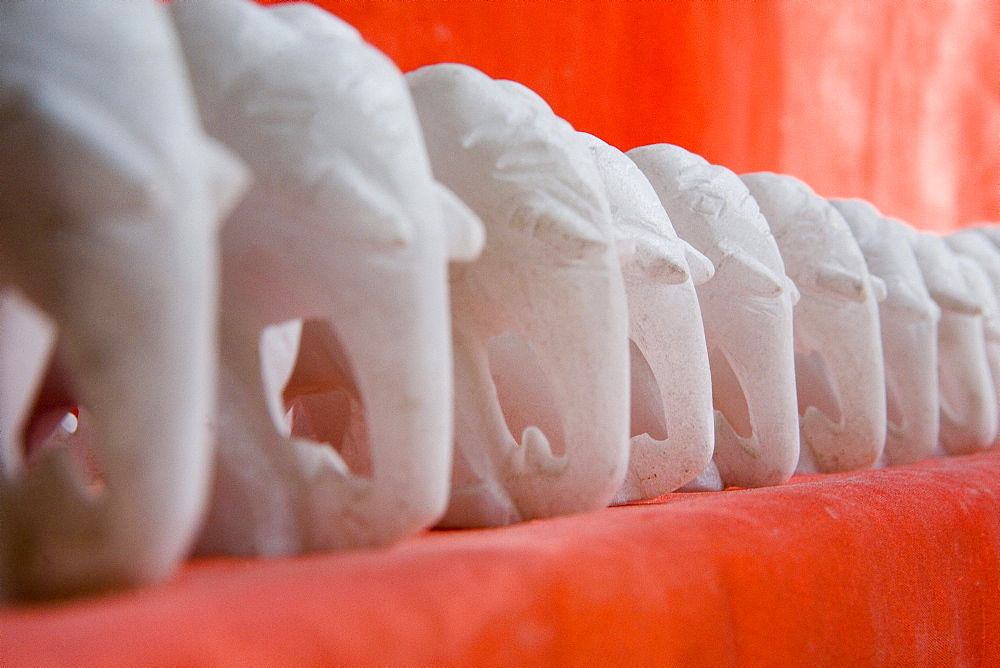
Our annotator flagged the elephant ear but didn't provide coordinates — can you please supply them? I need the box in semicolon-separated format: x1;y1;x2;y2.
883;280;940;321
928;284;982;316
510;196;611;261
612;227;636;262
869;275;889;303
433;181;485;262
785;275;802;305
717;249;786;299
814;264;869;304
682;240;715;285
628;228;689;286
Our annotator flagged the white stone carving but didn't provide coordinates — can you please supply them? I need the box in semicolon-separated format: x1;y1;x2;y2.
171;0;483;554
948;228;1000;446
581;134;715;502
742;173;886;474
0;0;246;599
902;225;997;455
407;64;631;526
630;146;800;490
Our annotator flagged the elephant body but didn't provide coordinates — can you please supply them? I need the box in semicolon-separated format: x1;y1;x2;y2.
582;135;715;503
948;229;1000;443
905;228;997;455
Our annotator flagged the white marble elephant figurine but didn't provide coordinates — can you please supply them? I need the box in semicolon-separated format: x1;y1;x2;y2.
407;64;631;527
742;173;886;474
580;134;715;503
832;199;941;467
948;228;1000;436
903;226;998;455
0;0;246;599
171;0;484;555
629;145;800;491
954;255;1000;450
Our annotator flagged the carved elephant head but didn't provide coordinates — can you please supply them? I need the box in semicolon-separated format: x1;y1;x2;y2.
905;226;997;455
581;134;715;503
171;0;484;554
742;172;886;474
407;64;631;527
833;199;941;467
629;145;800;490
0;0;246;599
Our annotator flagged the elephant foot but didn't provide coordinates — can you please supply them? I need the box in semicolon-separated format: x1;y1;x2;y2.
677;461;724;492
437;481;522;528
612;434;702;504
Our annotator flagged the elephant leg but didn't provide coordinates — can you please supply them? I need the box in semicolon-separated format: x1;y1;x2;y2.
880;315;940;465
289;308;454;549
196;311;315;557
206;231;457;551
703;292;800;488
797;301;887;473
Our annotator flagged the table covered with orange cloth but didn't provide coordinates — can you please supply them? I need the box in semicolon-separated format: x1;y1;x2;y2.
1;450;998;664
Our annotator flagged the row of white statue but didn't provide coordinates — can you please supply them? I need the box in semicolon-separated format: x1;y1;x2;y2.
1;0;998;600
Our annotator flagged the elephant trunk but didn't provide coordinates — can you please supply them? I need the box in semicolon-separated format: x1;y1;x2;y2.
491;264;631;520
795;297;887;473
698;284;800;487
614;276;714;502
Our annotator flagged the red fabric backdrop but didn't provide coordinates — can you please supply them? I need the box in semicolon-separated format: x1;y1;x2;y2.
260;0;1000;232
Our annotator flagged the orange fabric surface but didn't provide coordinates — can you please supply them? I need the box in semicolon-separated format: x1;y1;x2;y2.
259;0;999;232
2;450;999;664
